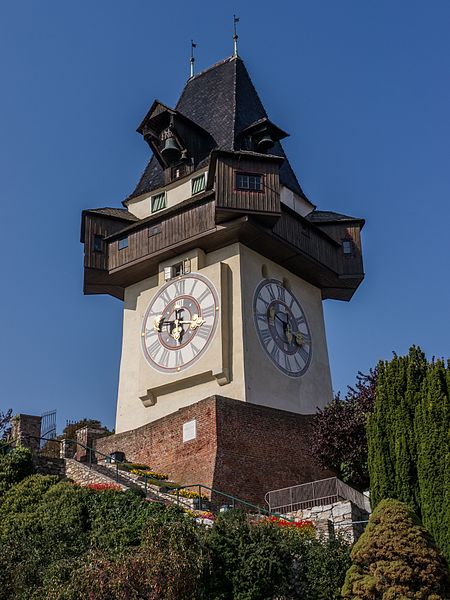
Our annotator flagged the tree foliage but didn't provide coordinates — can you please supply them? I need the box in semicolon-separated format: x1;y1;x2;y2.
341;498;450;599
367;346;450;562
201;509;351;600
312;369;377;488
0;460;352;600
0;446;34;497
415;358;450;563
0;408;12;440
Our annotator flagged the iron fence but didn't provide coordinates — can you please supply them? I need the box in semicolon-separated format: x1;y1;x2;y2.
265;477;370;514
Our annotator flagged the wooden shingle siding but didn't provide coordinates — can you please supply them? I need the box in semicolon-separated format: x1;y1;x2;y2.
215;156;280;215
108;199;216;271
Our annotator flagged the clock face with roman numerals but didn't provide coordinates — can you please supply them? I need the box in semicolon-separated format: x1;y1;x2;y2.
253;279;312;377
141;273;219;373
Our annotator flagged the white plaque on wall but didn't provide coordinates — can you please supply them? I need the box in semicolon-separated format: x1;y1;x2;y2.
183;419;197;442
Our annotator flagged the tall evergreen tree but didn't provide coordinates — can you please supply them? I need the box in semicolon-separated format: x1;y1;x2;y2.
415;359;450;561
367;346;427;515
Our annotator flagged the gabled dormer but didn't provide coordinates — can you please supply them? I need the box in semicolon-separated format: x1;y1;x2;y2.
136;100;215;184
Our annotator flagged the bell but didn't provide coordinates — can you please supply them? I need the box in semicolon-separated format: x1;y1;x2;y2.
161;137;181;164
257;134;274;152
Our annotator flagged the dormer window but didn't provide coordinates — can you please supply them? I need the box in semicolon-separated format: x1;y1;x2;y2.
191;173;206;195
236;172;263;191
151;192;167;213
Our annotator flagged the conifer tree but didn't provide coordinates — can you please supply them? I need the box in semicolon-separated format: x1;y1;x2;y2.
341;499;450;599
367;346;427;515
415;358;450;562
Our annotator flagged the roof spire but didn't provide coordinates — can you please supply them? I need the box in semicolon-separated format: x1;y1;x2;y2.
233;15;239;57
190;40;197;78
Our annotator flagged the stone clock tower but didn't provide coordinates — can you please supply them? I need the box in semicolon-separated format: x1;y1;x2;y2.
81;55;364;503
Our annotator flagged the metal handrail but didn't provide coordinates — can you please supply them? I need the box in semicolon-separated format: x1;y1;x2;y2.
12;435;290;519
265;476;369;514
177;483;294;521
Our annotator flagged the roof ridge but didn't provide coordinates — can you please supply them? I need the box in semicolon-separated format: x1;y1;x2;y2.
231;57;237;150
188;55;236;83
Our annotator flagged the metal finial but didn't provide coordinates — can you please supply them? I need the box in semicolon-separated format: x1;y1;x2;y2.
233;15;240;57
190;40;197;78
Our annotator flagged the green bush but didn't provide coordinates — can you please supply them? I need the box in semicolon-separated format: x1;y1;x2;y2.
201;510;351;600
342;499;450;599
0;472;352;600
0;446;34;497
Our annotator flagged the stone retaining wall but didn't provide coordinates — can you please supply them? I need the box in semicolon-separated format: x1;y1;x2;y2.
33;456;66;477
286;499;370;542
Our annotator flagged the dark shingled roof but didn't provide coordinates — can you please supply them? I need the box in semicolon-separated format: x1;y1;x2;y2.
84;207;139;221
306;211;365;225
128;56;305;201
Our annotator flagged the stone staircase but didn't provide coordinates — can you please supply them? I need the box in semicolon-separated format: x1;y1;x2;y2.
65;459;195;510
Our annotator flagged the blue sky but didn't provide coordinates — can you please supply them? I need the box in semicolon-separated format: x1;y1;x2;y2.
1;1;449;431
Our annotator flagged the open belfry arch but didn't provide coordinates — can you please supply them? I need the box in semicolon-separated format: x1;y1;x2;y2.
81;55;365;503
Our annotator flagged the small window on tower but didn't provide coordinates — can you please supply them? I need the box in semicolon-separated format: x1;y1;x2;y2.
342;239;353;255
118;236;128;250
236;172;263;191
191;173;206;195
93;235;103;253
151;192;167;213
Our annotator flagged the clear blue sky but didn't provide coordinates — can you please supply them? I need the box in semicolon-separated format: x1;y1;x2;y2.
1;1;449;431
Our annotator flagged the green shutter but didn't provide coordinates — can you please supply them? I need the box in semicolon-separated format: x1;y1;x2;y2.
151;193;166;213
192;174;206;195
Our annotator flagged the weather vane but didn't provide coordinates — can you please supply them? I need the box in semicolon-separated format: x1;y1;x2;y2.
233;15;240;57
190;40;197;78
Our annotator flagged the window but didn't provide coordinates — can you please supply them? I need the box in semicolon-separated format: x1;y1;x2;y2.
342;239;353;255
151;192;167;213
191;173;206;195
118;236;128;250
93;235;103;253
171;164;187;180
236;172;263;191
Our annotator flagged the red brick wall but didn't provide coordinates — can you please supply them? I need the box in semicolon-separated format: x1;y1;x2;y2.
212;397;330;506
94;396;330;507
95;398;218;490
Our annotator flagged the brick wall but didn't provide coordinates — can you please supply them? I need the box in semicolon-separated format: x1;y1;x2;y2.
95;396;330;506
212;397;330;505
95;398;218;490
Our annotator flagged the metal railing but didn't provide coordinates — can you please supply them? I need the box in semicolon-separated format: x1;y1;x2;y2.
8;436;292;519
265;477;370;515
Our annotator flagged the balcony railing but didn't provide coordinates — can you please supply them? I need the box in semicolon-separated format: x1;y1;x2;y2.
265;477;370;515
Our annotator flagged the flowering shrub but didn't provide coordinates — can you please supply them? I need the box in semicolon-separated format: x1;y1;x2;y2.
170;488;208;501
265;515;315;530
197;511;215;521
85;482;122;492
119;462;149;471
130;468;169;480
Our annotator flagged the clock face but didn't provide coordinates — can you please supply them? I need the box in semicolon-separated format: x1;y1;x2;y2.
141;273;219;373
253;279;312;377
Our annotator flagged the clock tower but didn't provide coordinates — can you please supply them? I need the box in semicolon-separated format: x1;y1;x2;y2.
81;55;365;503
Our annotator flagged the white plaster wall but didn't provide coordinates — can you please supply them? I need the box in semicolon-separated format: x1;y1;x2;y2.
115;242;333;433
115;243;246;433
126;168;208;220
280;186;314;217
240;246;333;414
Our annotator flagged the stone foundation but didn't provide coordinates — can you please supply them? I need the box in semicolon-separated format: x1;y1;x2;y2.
95;395;331;506
287;500;370;542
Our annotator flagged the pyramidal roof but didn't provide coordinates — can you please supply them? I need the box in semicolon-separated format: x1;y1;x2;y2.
129;56;305;200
